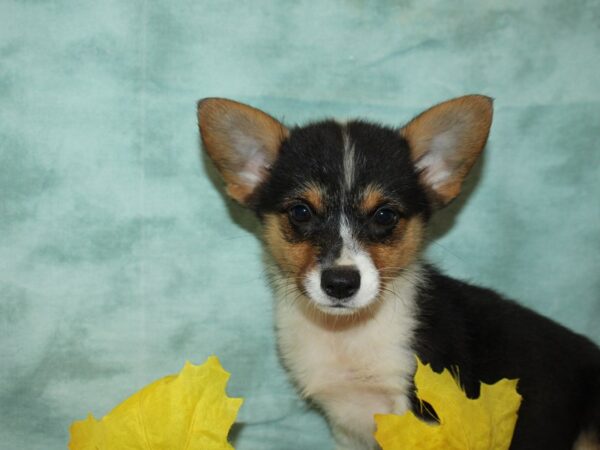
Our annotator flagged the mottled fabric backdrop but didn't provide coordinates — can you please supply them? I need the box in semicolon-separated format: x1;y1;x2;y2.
1;0;599;448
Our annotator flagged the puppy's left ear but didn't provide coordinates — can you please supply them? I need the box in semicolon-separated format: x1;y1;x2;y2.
198;98;289;205
401;95;493;206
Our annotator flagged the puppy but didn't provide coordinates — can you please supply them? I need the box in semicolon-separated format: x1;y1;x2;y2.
197;95;600;450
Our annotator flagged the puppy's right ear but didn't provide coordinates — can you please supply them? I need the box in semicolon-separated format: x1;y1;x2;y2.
198;98;289;205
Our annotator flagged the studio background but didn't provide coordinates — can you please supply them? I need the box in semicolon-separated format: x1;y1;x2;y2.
1;1;599;448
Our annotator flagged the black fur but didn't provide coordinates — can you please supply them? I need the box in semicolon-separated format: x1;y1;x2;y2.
255;120;430;262
253;119;600;449
414;266;600;449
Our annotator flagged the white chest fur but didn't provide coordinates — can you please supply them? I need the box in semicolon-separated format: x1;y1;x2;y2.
274;273;420;449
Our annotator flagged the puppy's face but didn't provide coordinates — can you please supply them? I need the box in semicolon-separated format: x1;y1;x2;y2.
198;96;492;314
255;121;429;313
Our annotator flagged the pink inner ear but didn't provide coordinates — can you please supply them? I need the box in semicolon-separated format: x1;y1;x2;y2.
227;128;273;190
414;131;458;191
238;150;269;187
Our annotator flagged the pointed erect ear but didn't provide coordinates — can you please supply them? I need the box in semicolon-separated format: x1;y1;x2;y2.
198;98;289;205
401;95;493;206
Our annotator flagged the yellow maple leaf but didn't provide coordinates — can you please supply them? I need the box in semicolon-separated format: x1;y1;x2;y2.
374;358;522;450
69;356;243;450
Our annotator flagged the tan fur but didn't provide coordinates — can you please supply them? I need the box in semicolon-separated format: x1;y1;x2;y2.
198;98;289;204
367;216;425;278
300;183;326;214
263;214;316;281
359;184;385;214
574;432;600;450
401;95;492;205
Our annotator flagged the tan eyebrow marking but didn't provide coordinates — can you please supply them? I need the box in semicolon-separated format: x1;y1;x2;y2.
359;184;386;214
299;183;326;213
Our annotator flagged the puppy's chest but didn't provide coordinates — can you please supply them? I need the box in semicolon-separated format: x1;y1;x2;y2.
276;299;418;414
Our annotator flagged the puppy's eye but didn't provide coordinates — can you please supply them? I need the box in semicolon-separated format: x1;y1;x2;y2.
372;207;398;227
289;203;313;224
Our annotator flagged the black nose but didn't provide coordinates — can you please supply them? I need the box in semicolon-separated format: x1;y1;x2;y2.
321;267;361;300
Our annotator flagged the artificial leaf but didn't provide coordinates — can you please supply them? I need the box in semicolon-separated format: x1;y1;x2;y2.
69;356;243;450
374;358;522;450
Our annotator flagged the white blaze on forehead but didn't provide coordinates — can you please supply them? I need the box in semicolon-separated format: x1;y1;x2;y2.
337;216;358;265
342;128;356;191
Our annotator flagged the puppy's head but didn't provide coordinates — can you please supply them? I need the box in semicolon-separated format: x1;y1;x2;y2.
198;96;492;314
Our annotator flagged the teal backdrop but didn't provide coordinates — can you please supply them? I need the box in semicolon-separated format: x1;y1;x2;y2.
1;1;599;448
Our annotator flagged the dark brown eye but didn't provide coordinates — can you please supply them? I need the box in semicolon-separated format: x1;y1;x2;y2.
289;203;312;224
373;207;398;227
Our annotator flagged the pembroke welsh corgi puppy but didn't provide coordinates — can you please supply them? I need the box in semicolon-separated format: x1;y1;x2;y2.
197;95;600;450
